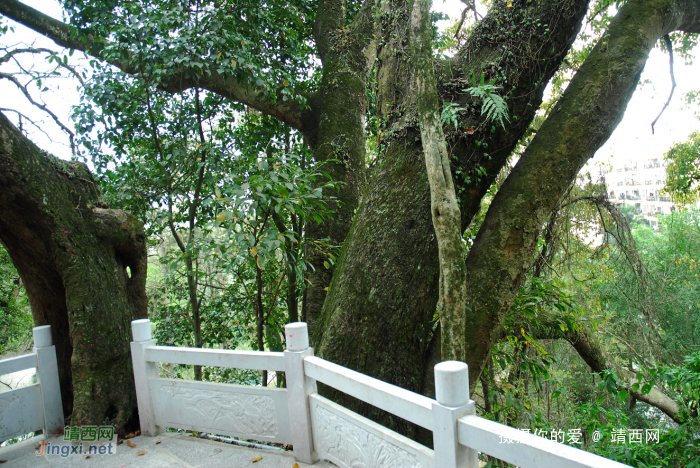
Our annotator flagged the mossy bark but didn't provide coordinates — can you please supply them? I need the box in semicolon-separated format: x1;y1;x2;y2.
0;113;147;434
6;0;699;444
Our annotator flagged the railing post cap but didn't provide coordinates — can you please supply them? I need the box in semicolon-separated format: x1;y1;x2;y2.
435;360;470;407
33;325;53;348
285;322;309;351
131;319;152;342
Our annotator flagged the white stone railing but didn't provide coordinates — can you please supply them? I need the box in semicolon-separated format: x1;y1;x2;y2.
130;319;630;468
0;325;64;441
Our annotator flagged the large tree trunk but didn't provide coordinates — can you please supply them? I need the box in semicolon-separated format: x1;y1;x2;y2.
5;0;699;444
300;0;377;335
0;113;147;434
313;0;589;437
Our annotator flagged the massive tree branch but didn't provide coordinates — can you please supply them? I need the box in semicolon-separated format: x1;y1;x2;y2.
0;0;307;130
463;0;700;391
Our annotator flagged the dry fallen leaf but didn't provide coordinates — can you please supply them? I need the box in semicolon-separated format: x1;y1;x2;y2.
294;464;300;468
0;460;7;464
155;440;161;445
117;439;124;445
125;433;135;439
35;444;41;450
212;437;221;441
126;440;136;448
136;450;146;456
55;429;64;436
85;456;91;459
252;455;262;462
135;430;141;436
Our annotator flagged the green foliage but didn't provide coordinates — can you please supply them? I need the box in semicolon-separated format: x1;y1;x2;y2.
0;244;32;355
473;178;700;467
587;421;700;468
463;73;510;130
664;131;700;204
62;0;317;104
74;62;337;370
595;211;700;364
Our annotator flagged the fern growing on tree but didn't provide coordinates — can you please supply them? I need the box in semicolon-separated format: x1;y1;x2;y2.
464;73;510;130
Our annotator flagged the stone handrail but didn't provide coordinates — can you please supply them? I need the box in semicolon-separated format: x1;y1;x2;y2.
130;319;630;468
0;325;64;442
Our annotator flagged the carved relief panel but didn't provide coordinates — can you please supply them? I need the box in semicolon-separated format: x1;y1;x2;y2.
310;395;434;468
150;379;292;443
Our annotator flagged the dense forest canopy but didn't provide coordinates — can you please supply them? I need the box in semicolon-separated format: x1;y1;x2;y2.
1;0;700;465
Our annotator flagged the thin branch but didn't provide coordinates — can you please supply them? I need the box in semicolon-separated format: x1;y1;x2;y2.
234;269;255;301
454;1;482;39
0;107;53;140
0;71;75;155
264;271;287;321
585;0;611;27
651;35;676;134
0;46;54;65
143;87;186;253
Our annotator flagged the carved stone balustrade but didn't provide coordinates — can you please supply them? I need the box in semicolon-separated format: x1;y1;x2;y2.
0;325;64;441
130;320;631;468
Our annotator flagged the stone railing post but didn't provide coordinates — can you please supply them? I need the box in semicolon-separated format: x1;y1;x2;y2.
130;319;159;436
284;322;317;464
433;361;478;468
33;325;64;436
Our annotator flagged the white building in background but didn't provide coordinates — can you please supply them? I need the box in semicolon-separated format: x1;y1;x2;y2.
605;157;674;230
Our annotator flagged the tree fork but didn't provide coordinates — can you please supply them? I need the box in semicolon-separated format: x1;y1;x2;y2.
314;0;590;438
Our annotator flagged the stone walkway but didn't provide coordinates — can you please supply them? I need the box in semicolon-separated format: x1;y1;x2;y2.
0;431;333;468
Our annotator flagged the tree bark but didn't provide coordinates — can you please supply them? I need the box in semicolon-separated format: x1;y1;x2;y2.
4;0;699;442
0;112;147;434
